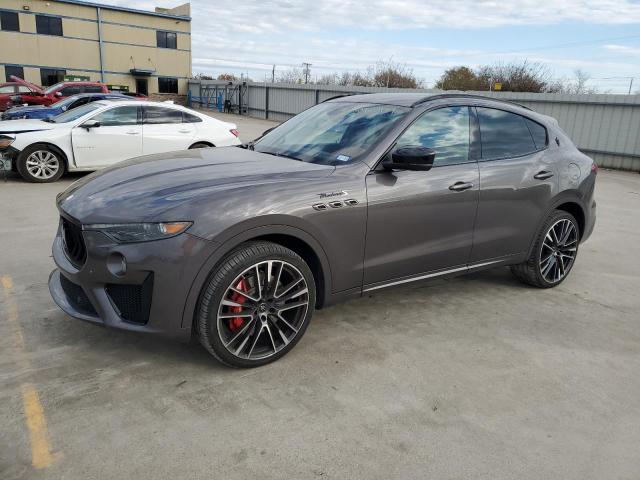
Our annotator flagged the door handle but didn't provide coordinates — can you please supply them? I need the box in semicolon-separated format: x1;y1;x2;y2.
449;181;474;192
534;170;554;180
125;131;140;135
178;129;191;134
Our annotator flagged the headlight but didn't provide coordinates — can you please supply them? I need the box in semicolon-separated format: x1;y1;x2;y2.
0;136;15;149
84;222;192;243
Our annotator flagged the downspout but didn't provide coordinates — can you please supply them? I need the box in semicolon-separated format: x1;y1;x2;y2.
97;7;105;83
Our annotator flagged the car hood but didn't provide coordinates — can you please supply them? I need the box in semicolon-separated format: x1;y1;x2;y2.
0;118;58;133
9;75;44;94
58;147;335;224
7;105;52;113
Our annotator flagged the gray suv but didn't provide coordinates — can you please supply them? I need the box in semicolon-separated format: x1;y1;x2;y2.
49;93;597;367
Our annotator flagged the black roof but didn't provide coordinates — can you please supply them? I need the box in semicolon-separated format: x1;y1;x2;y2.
328;92;531;110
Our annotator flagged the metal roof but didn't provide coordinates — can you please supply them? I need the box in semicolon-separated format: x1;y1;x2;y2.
51;0;191;21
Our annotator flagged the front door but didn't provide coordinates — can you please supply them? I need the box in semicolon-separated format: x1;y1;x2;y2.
136;78;148;96
72;105;142;168
470;107;558;262
364;106;480;287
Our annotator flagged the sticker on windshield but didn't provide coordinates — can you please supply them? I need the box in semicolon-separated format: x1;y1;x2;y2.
336;154;351;162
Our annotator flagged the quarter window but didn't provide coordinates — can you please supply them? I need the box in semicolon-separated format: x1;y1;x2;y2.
93;106;139;126
40;68;66;87
143;106;183;124
36;15;63;36
158;77;178;94
156;31;177;49
525;118;548;150
477;108;537;160
4;65;23;82
397;106;471;167
0;11;20;32
183;112;203;123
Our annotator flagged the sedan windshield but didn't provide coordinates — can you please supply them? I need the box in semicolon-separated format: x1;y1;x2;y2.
49;102;102;123
254;102;409;165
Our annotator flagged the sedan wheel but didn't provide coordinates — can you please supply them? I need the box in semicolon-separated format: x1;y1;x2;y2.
539;218;578;284
197;241;316;367
17;146;65;183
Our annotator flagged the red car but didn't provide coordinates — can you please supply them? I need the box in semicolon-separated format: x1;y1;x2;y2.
0;81;40;111
8;76;109;108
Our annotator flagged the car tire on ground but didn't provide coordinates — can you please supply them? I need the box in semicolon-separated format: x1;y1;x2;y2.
189;142;213;149
511;210;580;288
197;241;316;368
17;144;66;183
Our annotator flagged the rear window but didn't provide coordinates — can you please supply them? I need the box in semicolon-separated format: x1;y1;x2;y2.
477;107;538;160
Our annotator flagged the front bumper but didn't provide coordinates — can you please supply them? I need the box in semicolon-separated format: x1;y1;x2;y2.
48;216;218;339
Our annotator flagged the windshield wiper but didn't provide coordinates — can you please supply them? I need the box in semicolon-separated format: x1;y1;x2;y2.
261;150;303;162
41;117;54;123
238;140;255;150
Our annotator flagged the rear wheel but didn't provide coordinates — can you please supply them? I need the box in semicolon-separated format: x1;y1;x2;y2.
511;210;579;288
197;241;315;368
17;145;65;183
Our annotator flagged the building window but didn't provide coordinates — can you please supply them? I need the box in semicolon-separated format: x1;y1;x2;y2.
40;68;66;87
36;15;63;36
0;11;20;32
158;77;178;94
4;65;24;82
156;31;177;49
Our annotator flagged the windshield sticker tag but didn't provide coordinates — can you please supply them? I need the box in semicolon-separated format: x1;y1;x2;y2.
336;155;351;162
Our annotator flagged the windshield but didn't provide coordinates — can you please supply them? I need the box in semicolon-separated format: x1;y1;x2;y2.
49;102;102;123
53;95;81;110
254;102;409;165
43;82;65;95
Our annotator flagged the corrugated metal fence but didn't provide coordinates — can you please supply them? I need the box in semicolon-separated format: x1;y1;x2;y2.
188;80;640;172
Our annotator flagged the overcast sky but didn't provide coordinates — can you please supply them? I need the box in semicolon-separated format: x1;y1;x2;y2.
105;0;640;93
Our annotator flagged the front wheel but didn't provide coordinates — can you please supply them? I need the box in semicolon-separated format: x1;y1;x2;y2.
17;145;65;183
511;210;580;288
196;241;316;368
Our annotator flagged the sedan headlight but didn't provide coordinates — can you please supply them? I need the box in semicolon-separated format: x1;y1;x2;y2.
0;135;15;149
84;222;192;243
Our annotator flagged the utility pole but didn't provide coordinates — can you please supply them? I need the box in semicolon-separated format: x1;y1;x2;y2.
629;77;634;95
272;65;275;83
302;62;312;84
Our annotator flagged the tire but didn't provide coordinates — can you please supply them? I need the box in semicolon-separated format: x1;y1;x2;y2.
189;142;213;149
197;241;316;368
17;144;65;183
511;210;580;288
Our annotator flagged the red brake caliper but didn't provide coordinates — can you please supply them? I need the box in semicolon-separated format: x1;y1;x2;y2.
229;277;248;332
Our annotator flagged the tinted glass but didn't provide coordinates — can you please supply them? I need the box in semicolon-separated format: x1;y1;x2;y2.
143;106;183;124
255;102;409;165
84;86;103;93
4;65;23;82
158;77;178;94
477;108;536;160
183;112;202;123
397;106;470;166
36;15;62;36
60;86;81;96
93;106;139;126
40;70;66;87
525;118;547;150
156;31;177;49
1;11;20;32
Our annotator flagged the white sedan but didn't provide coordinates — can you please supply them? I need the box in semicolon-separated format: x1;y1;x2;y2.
0;100;241;182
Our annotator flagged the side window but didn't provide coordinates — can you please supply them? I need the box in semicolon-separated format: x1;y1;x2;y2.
525;118;547;150
143;106;183;124
92;106;139;126
40;68;65;87
70;98;90;109
1;11;20;32
158;77;178;94
4;65;23;82
83;86;103;93
183;112;203;123
35;15;63;36
60;86;81;96
396;106;470;167
477;108;537;160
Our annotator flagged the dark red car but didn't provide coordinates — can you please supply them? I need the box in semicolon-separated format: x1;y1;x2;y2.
8;76;109;108
0;81;40;111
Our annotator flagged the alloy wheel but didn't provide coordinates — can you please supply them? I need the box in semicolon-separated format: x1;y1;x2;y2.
539;218;578;283
26;150;60;180
217;260;310;361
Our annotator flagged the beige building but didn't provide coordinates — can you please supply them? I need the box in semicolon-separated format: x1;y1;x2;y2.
0;0;191;96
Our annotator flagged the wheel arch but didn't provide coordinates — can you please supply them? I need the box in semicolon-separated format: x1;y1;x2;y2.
181;224;332;332
19;142;70;170
189;141;214;149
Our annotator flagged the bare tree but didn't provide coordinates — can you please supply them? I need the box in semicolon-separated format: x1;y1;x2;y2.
216;73;238;81
276;68;303;84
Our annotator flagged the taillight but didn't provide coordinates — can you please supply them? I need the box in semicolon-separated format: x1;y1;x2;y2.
591;162;598;174
230;129;239;137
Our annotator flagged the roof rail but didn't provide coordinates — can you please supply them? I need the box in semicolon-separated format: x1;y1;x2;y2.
322;93;356;103
412;93;532;110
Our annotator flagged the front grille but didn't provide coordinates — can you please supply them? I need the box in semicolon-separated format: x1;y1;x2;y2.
60;275;97;316
61;217;87;267
106;274;153;325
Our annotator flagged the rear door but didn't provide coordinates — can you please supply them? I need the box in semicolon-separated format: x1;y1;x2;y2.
142;106;195;154
363;106;480;287
72;105;142;168
470;107;557;262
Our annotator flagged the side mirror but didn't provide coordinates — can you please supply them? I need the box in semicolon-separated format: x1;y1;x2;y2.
383;145;436;171
55;92;63;97
80;119;100;130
